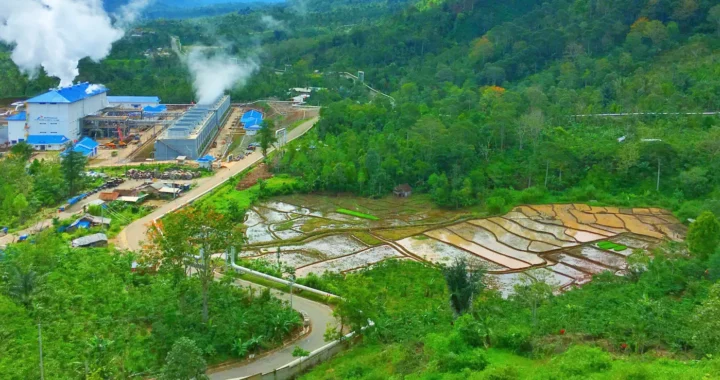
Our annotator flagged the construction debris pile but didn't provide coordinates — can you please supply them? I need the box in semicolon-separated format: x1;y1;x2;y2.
125;169;201;180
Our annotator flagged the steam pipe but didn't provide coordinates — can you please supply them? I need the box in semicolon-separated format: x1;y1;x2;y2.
227;247;340;299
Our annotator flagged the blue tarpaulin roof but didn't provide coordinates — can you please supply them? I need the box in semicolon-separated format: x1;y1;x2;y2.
244;124;262;131
108;96;160;104
26;83;108;104
241;110;263;123
26;135;70;145
6;111;26;121
143;105;167;113
196;155;215;162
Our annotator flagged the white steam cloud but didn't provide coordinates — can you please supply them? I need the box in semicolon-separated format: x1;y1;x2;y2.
0;0;149;87
260;15;287;31
186;49;259;105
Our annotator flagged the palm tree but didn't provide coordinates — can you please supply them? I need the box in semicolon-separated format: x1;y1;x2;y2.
7;265;44;309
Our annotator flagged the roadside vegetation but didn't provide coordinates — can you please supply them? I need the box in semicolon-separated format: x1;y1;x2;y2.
0;208;301;378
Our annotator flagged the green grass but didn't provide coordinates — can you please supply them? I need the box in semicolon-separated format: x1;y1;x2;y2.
352;232;383;246
237;272;339;305
336;208;380;220
597;241;628;252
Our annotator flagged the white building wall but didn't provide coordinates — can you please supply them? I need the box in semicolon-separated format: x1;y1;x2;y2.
8;120;26;142
27;93;107;141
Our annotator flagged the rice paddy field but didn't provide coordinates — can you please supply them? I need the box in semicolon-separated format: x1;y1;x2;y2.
239;197;687;297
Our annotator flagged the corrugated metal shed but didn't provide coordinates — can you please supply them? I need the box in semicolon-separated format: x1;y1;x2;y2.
71;233;108;248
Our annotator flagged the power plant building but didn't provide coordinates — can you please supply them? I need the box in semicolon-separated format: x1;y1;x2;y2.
153;95;230;160
8;83;109;150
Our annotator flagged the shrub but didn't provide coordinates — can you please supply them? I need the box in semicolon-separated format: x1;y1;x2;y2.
519;186;547;203
438;349;488;372
486;197;507;214
481;365;520;380
495;325;533;354
550;346;612;376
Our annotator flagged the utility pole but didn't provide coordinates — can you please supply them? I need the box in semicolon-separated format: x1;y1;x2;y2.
655;157;660;193
289;274;296;309
38;323;44;380
276;247;281;274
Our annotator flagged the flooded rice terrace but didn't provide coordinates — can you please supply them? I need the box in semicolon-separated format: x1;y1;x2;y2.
239;195;686;296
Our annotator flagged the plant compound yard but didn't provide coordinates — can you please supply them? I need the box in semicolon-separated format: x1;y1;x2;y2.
239;196;686;296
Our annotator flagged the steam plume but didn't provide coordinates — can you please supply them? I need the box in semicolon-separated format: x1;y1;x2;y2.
0;0;149;87
185;49;259;105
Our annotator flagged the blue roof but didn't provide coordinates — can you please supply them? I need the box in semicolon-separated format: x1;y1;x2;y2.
26;135;70;145
66;137;99;157
241;110;263;123
26;83;108;104
6;111;26;121
108;96;160;104
196;155;215;162
143;105;167;113
244;124;262;131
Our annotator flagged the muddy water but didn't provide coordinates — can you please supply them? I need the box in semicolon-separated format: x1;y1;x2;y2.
486;217;573;248
508;218;577;242
397;236;505;271
260;234;367;259
616;214;664;239
470;219;532;251
254;251;319;268
572;246;627;269
526;268;575;290
447;223;546;265
548;263;592;284
551;204;615;237
564;228;607;243
295;245;402;277
425;229;529;269
548;254;613;274
593;213;625;228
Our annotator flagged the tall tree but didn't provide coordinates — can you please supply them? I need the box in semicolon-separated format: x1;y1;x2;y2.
152;207;243;323
258;119;278;158
686;211;720;260
7;265;43;310
443;258;485;317
61;150;88;196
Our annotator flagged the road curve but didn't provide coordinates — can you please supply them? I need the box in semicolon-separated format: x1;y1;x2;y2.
209;279;334;379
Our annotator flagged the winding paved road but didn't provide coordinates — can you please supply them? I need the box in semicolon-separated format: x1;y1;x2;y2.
112;116;336;379
209;279;334;379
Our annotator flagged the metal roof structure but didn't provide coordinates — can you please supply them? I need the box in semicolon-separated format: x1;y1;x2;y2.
69;137;99;157
26;83;108;104
143;105;167;114
6;111;26;121
26;135;70;145
107;96;160;104
71;233;108;247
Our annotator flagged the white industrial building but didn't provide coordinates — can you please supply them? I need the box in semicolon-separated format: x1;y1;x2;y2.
107;96;160;109
9;83;109;150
